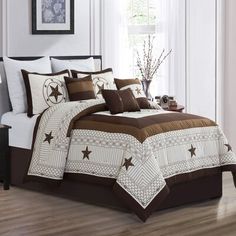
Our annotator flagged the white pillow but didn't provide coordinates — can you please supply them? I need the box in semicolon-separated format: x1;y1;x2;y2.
51;57;95;73
3;57;52;114
22;70;70;117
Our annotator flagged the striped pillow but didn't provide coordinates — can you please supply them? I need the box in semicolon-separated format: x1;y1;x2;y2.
71;68;116;99
114;78;151;109
64;76;96;101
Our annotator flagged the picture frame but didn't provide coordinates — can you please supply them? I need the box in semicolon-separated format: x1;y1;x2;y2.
32;0;74;35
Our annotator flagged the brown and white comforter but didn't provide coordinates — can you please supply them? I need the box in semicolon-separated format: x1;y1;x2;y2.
28;99;236;221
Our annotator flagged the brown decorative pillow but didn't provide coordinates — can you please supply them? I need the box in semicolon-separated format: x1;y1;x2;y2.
71;68;117;98
22;69;70;117
64;75;96;101
102;89;140;114
102;90;123;114
118;89;140;112
114;78;151;109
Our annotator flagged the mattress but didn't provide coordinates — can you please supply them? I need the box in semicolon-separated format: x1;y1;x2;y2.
1;112;38;149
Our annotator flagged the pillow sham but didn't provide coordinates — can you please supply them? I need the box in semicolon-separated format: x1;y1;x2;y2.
64;76;96;101
71;68;116;98
51;57;95;73
3;56;52;114
114;78;151;109
22;70;70;117
102;89;140;114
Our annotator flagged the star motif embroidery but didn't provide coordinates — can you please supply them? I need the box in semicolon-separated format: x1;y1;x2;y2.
188;144;196;157
97;84;105;95
122;157;134;171
49;85;62;102
135;87;142;95
225;144;232;152
82;146;92;160
43;131;54;144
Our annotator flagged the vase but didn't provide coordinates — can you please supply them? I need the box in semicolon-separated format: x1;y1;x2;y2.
141;80;152;100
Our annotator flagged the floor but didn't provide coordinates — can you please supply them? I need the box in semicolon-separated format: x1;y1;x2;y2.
0;173;236;236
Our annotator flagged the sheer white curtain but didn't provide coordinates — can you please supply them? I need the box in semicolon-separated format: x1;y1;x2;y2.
153;0;186;103
102;0;186;103
101;0;132;77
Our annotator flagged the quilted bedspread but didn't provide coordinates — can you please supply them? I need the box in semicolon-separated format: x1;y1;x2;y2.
28;99;236;221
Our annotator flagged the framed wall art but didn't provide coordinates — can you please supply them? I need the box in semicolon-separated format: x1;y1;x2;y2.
32;0;74;34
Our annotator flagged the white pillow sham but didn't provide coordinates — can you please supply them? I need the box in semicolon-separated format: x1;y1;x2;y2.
51;57;95;73
3;56;52;114
22;70;70;117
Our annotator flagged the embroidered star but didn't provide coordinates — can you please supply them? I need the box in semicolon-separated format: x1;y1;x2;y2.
97;84;105;95
49;85;62;102
135;87;142;95
122;157;134;171
82;146;92;160
43;131;54;144
225;144;232;152
188;144;196;157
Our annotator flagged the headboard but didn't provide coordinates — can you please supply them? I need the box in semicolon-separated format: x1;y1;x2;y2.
0;55;102;118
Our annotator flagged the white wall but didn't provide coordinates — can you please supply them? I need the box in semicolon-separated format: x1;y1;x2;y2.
1;0;101;56
0;1;2;56
224;0;236;149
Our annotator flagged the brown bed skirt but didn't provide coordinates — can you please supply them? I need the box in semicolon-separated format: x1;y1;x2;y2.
10;147;223;213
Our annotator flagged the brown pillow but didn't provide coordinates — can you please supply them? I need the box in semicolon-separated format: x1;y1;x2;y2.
114;78;151;109
71;68;116;98
102;90;123;114
64;75;96;101
118;89;140;112
102;89;140;114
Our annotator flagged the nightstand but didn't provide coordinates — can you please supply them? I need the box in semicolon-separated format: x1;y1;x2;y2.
164;105;185;113
0;124;11;190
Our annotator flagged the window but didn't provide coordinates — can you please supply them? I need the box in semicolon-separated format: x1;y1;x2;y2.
102;0;184;99
126;0;157;78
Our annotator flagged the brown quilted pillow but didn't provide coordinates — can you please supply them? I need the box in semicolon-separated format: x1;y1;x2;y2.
102;89;140;114
118;89;140;112
64;75;96;101
102;90;123;114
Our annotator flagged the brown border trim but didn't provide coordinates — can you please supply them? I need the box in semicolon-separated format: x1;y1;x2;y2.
113;183;170;222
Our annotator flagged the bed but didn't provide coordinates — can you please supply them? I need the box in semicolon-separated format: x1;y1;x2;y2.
0;56;235;222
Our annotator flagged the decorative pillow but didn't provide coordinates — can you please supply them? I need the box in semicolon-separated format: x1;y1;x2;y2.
71;68;116;98
51;57;95;73
3;56;52;114
119;89;141;112
102;90;123;114
102;89;140;114
114;78;151;109
21;70;70;117
64;76;96;101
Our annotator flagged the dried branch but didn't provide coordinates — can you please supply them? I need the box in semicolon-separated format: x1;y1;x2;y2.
136;35;172;81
